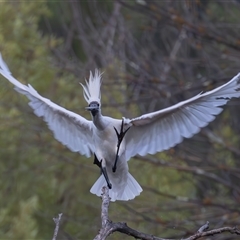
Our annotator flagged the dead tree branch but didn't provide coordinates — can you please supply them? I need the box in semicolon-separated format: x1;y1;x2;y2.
94;187;240;240
52;213;63;240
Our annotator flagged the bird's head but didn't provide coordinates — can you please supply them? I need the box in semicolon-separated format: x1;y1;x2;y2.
85;101;100;116
80;70;102;116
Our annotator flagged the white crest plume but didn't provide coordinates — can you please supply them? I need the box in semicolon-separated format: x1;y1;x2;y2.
80;70;102;104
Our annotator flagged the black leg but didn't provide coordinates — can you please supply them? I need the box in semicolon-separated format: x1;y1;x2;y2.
93;153;101;168
93;153;112;189
112;118;130;172
101;166;112;189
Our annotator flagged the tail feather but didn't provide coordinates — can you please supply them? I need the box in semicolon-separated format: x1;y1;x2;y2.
90;173;142;202
90;174;106;197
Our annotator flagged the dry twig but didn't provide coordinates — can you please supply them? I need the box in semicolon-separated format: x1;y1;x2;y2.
93;187;240;240
52;213;63;240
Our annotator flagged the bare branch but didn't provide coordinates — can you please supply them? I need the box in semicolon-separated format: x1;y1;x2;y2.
93;187;171;240
160;28;187;83
94;188;240;240
197;221;209;233
52;213;63;240
184;226;240;240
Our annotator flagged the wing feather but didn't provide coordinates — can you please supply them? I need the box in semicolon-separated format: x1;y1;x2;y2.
125;73;240;160
0;55;94;157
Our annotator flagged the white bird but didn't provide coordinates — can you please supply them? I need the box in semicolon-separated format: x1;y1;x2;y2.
0;54;240;202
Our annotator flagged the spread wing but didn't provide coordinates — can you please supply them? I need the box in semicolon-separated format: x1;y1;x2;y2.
0;54;94;157
125;73;240;160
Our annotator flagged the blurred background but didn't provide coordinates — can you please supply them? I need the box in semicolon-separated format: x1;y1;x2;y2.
0;1;240;239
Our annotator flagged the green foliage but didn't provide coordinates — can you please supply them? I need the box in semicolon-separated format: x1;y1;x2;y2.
0;196;39;239
0;1;106;238
0;2;51;239
0;2;56;93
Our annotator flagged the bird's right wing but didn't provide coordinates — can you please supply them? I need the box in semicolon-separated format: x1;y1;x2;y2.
0;54;94;157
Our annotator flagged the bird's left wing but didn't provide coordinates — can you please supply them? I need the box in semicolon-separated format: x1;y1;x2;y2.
0;55;94;157
125;73;240;160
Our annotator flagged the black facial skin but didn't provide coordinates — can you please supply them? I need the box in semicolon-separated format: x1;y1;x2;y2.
91;108;98;116
86;101;99;116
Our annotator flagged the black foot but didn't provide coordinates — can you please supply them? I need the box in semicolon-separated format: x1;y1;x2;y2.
112;118;130;172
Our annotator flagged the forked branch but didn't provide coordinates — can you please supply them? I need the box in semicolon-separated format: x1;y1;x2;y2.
94;187;240;240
